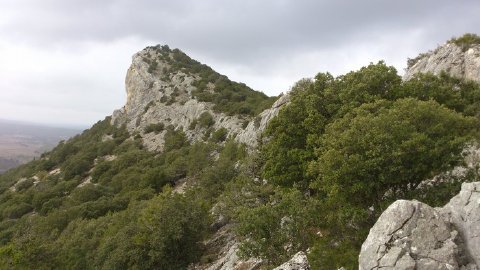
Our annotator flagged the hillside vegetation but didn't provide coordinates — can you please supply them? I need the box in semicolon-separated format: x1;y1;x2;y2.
0;120;246;269
224;63;480;269
0;60;479;269
448;33;480;51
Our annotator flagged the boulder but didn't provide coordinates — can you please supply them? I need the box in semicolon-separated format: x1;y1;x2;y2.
440;182;480;267
359;182;480;269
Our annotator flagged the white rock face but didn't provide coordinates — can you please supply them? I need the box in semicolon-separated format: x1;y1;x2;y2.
236;93;290;147
112;46;289;151
404;43;480;82
359;182;480;270
441;182;480;267
273;251;310;270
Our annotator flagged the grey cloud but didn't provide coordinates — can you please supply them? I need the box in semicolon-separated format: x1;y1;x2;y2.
0;0;479;126
3;1;478;52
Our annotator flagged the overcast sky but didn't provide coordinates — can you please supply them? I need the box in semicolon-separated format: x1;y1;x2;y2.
0;0;479;128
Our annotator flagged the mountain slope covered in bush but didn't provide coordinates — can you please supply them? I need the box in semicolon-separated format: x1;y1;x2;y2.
1;36;480;269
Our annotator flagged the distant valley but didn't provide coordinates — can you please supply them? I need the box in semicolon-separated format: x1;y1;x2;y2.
0;119;80;173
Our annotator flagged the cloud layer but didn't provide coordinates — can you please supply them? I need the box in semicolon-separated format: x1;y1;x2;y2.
1;0;479;127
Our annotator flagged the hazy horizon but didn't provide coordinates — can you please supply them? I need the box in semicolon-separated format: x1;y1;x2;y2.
0;117;88;130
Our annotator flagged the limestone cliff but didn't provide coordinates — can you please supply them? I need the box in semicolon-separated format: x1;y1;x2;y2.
404;36;480;82
111;45;288;151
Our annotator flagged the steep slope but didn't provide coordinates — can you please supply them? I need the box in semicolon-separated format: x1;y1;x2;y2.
0;45;288;269
112;45;286;151
404;33;480;82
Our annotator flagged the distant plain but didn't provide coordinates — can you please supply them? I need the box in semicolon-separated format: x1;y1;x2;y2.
0;119;80;173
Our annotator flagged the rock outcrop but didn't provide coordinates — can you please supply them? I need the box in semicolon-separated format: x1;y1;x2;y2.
111;45;289;151
273;252;310;270
190;225;262;270
404;42;480;83
359;182;480;270
441;182;480;267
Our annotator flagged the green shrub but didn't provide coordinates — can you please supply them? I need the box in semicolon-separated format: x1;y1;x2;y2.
147;60;158;73
164;129;188;152
448;33;480;51
406;52;429;68
3;202;33;219
210;128;228;142
198;112;215;128
15;179;34;192
95;190;210;270
63;158;92;180
144;123;165;134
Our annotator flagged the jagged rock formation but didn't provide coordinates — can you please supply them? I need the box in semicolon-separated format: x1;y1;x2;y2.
273;252;310;270
112;45;288;151
404;41;480;82
359;182;480;270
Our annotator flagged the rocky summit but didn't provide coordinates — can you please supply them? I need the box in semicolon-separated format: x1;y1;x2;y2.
404;35;480;82
112;45;287;151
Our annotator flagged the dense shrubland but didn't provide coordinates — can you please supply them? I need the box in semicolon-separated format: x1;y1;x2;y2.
223;62;480;269
0;117;246;269
0;60;479;269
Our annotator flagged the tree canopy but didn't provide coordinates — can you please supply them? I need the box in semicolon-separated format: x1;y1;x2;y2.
312;98;477;210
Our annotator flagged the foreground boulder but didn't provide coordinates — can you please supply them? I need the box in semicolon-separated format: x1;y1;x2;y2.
359;182;480;270
441;182;480;267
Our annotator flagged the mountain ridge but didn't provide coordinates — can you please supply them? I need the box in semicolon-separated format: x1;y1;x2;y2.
111;45;287;151
0;35;479;269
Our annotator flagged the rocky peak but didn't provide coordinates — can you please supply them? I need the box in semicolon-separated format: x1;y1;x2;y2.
112;45;287;151
404;33;480;82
